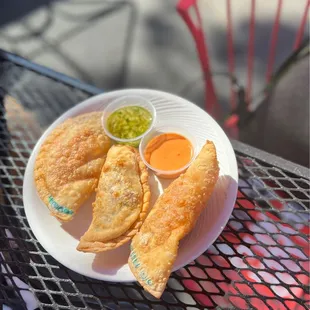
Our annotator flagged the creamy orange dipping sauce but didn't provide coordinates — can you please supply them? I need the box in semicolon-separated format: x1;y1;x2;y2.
144;133;193;171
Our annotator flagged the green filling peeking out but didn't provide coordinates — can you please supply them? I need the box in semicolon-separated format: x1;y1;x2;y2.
48;196;73;215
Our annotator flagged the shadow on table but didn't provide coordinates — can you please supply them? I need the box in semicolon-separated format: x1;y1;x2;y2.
61;194;94;240
92;243;131;276
0;0;55;27
0;1;137;89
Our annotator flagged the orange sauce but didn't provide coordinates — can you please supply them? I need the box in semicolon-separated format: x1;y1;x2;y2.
144;133;193;171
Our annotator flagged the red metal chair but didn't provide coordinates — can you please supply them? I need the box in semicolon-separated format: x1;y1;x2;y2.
177;0;309;140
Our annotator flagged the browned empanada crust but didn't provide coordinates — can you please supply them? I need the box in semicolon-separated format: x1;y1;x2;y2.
128;140;219;298
34;112;111;222
77;145;150;252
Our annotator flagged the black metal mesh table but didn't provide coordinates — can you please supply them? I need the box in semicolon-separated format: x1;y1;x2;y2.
0;50;309;310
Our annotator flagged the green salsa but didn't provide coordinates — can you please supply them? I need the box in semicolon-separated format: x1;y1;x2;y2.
107;106;152;140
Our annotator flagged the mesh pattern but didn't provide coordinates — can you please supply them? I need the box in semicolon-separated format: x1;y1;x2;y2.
0;60;309;310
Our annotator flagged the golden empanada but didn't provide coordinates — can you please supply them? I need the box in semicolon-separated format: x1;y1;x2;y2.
128;141;219;298
77;145;150;252
34;112;111;222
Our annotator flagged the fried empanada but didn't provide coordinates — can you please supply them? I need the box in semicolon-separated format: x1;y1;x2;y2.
77;145;150;252
34;112;111;222
128;141;219;298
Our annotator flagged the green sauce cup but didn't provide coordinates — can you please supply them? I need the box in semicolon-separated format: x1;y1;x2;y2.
102;95;156;147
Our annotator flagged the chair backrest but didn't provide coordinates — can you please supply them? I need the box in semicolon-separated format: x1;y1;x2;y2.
177;0;309;139
240;54;309;167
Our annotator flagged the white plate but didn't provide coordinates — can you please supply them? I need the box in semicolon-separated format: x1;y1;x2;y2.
23;89;238;282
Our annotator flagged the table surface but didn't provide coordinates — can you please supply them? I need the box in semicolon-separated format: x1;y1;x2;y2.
0;50;309;310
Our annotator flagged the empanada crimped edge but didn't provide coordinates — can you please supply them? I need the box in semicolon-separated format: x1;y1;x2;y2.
76;147;151;252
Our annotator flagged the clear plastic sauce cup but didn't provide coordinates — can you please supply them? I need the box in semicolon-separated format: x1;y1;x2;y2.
102;95;156;147
139;125;198;179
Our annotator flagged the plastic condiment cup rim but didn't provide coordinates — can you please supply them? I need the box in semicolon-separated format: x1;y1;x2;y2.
102;95;157;143
139;127;198;176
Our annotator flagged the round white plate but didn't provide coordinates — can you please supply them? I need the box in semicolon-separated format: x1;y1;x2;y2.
23;89;238;282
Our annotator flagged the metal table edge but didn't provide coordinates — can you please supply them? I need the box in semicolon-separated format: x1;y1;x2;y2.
232;139;309;179
0;49;103;95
